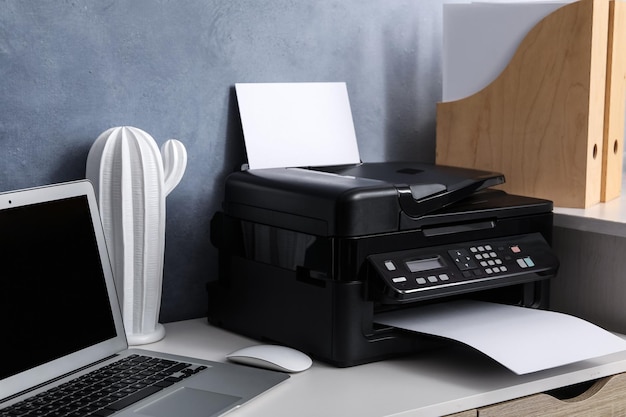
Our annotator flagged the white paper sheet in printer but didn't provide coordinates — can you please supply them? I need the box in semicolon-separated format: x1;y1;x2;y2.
208;82;625;371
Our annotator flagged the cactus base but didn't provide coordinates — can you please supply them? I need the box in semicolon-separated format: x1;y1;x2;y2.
127;323;166;346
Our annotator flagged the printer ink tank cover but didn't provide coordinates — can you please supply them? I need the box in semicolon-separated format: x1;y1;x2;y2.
222;162;505;237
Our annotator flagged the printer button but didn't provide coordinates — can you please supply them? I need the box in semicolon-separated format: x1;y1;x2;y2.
500;266;508;272
485;268;493;274
392;277;406;283
517;258;528;268
462;271;472;278
416;277;427;285
448;249;477;270
385;261;397;271
463;262;477;270
439;274;450;281
427;275;438;283
485;245;493;250
524;257;535;267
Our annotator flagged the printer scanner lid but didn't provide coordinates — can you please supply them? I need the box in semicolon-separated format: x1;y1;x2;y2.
222;162;507;236
316;162;504;218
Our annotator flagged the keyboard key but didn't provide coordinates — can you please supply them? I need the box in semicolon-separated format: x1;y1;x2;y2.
105;386;163;411
89;409;116;417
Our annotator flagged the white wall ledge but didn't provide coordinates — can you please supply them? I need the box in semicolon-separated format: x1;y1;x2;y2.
553;172;626;238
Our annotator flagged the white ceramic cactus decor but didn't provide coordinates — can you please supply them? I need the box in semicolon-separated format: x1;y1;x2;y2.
85;126;187;345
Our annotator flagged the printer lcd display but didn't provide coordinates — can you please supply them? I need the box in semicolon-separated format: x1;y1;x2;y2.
406;257;445;273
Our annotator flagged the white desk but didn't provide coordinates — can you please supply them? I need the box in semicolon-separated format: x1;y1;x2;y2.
140;318;626;417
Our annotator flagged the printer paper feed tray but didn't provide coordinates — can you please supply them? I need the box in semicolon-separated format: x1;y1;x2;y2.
368;233;558;304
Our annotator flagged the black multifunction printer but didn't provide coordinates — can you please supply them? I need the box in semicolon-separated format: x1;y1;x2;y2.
208;162;559;367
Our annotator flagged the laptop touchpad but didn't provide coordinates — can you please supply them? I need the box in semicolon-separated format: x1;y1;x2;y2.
136;387;242;417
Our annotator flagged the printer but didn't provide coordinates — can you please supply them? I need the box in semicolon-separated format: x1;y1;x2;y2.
208;162;559;367
208;82;559;366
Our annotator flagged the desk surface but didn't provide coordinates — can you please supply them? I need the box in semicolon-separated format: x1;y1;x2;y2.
141;318;626;417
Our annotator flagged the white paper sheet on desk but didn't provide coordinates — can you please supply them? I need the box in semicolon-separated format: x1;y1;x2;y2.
235;82;361;170
376;300;626;375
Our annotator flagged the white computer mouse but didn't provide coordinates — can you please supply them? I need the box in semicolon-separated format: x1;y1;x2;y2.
226;344;312;373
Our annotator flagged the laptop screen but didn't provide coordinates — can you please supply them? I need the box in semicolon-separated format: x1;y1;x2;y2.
0;195;117;380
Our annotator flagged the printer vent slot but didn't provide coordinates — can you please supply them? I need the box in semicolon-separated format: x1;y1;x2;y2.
422;220;495;237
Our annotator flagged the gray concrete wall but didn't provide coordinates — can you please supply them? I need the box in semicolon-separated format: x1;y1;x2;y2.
0;0;446;322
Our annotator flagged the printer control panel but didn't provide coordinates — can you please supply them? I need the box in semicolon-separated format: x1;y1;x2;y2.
368;233;558;303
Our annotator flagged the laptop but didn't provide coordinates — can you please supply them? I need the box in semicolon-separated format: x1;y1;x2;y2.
0;180;289;417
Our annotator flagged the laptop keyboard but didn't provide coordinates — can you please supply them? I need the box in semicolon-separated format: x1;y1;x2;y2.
0;354;207;417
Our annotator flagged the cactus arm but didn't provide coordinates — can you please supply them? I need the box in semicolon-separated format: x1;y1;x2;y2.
161;139;187;197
